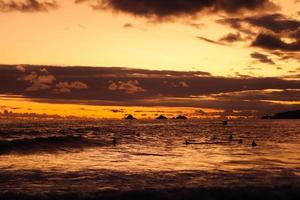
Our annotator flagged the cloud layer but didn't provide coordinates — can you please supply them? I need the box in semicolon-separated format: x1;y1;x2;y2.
1;65;299;117
76;0;275;19
0;0;58;12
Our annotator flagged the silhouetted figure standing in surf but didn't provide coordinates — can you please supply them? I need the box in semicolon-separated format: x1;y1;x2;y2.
112;137;117;146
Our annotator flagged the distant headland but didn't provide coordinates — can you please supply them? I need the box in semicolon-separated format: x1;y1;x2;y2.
262;110;300;119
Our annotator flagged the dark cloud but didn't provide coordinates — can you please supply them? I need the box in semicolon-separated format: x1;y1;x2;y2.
1;64;300;116
123;23;134;28
197;31;248;46
76;0;276;19
290;28;300;39
218;14;300;62
0;66;300;116
196;36;224;45
218;14;300;36
251;52;275;65
270;51;300;61
219;32;244;43
0;0;58;12
245;14;300;34
252;33;300;52
217;17;256;36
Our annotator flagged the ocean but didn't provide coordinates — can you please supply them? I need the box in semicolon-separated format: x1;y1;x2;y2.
0;119;299;199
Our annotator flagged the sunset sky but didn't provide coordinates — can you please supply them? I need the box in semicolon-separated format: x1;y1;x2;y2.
0;0;299;118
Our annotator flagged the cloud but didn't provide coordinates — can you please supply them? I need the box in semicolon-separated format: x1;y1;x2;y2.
197;33;246;45
0;0;58;12
251;52;275;65
55;81;88;93
218;13;300;61
219;32;244;43
123;23;134;28
187;22;205;29
2;65;300;116
108;80;146;94
210;89;300;102
290;28;300;39
16;65;26;72
21;69;56;92
218;14;300;36
179;81;189;88
196;36;224;45
217;17;257;36
109;109;125;113
194;109;208;116
76;0;276;19
245;14;300;34
252;33;300;52
16;66;90;94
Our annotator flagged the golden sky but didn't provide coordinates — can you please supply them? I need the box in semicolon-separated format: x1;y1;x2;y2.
0;0;299;119
0;0;299;76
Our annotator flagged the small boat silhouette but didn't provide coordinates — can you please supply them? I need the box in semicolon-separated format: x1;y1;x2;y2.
112;137;117;145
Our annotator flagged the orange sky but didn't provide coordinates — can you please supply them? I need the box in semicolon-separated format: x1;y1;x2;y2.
0;0;299;119
0;0;299;77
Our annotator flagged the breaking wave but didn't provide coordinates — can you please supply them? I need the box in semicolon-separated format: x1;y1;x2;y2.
0;135;105;154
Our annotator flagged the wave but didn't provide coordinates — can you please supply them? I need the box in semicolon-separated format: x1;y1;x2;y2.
0;135;105;154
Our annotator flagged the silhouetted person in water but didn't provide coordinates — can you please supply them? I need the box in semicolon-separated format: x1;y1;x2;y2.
229;134;233;140
185;140;190;145
212;136;217;140
238;139;243;144
222;121;228;126
252;140;257;147
112;137;117;146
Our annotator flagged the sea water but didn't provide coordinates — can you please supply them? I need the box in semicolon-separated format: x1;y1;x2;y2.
0;119;299;199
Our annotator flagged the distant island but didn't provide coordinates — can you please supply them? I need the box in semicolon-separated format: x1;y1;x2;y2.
262;110;300;119
175;115;188;119
156;115;168;120
125;115;137;120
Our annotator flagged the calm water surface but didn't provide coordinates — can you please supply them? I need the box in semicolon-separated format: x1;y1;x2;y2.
0;119;299;194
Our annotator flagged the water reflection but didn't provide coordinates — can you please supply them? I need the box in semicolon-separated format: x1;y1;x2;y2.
0;119;299;193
